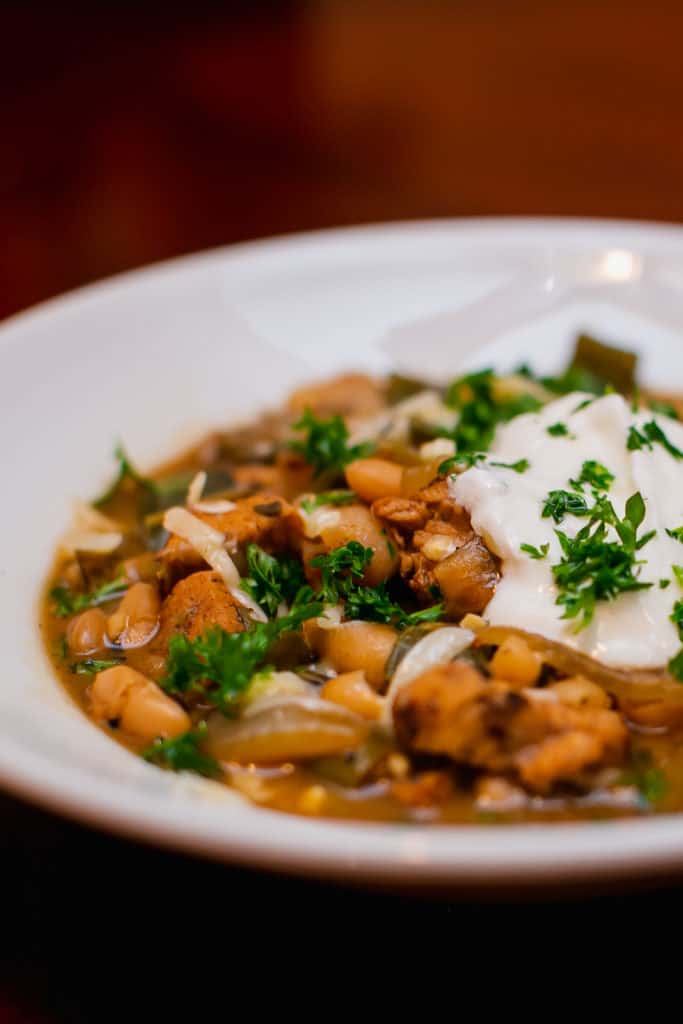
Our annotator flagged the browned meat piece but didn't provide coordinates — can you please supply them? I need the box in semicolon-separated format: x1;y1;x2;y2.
151;571;246;657
157;493;294;585
373;480;498;617
393;661;628;794
433;538;498;618
372;497;429;532
288;373;386;419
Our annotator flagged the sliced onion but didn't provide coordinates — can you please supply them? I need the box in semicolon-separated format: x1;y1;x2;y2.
204;697;369;763
383;625;475;716
163;506;240;589
475;625;683;705
244;671;316;710
191;499;237;514
59;528;123;555
186;471;207;506
297;504;342;540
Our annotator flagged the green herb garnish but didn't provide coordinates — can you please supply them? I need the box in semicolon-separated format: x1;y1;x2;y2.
344;583;443;630
669;648;683;681
569;460;615;493
242;544;307;618
671;600;683;640
673;565;683;587
649;400;679;421
300;490;356;512
520;542;550;560
660;579;671;589
490;458;530;474
71;658;124;675
666;526;683;543
619;749;668;805
438;452;485;475
542;490;591;524
551;491;653;630
628;420;683;459
442;369;541;454
143;723;221;778
309;541;373;604
547;422;570;437
161;600;323;714
289;410;374;478
50;576;128;618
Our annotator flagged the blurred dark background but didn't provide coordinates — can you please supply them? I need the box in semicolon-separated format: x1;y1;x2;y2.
4;2;683;1018
3;0;683;323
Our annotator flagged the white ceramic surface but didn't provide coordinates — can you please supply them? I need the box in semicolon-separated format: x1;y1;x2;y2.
3;217;683;887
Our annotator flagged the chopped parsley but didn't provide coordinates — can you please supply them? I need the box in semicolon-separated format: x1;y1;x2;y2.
242;544;307;618
50;576;129;618
666;526;683;543
569;460;615;493
442;369;542;454
344;583;443;630
309;541;442;629
669;648;683;681
547;422;570;437
438;452;485;475
542;490;591;524
649;400;679;421
551;492;654;630
619;749;667;806
520;542;550;560
289;409;374;478
161;600;323;714
143;723;221;778
309;541;373;604
674;565;683;587
660;579;671;589
627;420;683;459
489;458;530;474
572;398;594;413
71;658;124;675
300;490;356;512
671;600;683;640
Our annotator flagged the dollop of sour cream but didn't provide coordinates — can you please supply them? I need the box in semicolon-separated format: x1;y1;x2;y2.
451;392;683;668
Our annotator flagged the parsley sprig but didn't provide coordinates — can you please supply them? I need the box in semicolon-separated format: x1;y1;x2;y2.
242;544;307;618
143;723;221;778
551;491;654;630
289;410;374;478
310;541;443;629
161;600;323;713
300;490;356;512
569;460;615;493
50;576;129;618
442;369;542;455
627;420;683;460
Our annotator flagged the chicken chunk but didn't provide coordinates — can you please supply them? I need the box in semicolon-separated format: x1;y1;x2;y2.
151;570;246;655
157;493;294;585
393;661;628;793
373;480;498;617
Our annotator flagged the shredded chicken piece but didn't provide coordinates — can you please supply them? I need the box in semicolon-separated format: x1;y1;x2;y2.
150;570;247;660
373;478;498;617
157;492;294;585
393;661;628;794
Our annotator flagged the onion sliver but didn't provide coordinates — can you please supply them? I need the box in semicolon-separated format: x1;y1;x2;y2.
475;625;683;705
383;626;474;715
205;697;369;763
163;506;240;589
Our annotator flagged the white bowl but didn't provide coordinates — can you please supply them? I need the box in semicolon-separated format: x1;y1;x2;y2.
4;217;683;887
